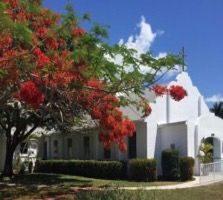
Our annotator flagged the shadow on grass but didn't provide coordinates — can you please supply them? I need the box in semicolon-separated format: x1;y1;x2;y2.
10;173;93;186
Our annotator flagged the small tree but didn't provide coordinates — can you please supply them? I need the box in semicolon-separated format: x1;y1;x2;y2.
198;139;213;164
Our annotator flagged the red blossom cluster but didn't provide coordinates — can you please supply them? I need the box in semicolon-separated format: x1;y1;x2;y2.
33;48;51;68
4;0;28;22
152;85;167;96
16;81;45;108
72;27;86;37
36;27;48;38
0;34;13;50
45;38;59;50
144;104;152;117
152;84;187;101
79;80;136;151
169;85;187;101
4;0;18;8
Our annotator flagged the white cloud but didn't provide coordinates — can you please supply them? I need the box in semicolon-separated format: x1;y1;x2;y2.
117;16;182;79
205;94;223;103
119;16;157;55
155;52;167;59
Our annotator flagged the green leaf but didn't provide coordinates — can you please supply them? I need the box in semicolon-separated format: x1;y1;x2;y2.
0;69;7;78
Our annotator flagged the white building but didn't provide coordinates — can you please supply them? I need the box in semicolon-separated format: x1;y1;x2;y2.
1;72;223;175
37;72;223;175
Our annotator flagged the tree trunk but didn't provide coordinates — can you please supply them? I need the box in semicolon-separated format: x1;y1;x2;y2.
2;139;16;177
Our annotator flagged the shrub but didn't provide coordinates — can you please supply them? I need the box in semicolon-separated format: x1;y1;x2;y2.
128;159;157;181
179;157;195;181
161;149;179;180
35;160;126;179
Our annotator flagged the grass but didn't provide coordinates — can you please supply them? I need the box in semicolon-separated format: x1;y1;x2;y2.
1;173;177;187
76;184;223;200
1;173;222;200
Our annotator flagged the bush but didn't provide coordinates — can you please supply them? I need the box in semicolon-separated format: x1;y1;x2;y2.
35;160;126;179
179;157;195;181
161;149;179;180
128;159;157;181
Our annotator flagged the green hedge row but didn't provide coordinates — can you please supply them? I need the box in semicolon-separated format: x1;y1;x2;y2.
35;156;194;181
35;159;157;181
35;160;126;179
128;159;157;181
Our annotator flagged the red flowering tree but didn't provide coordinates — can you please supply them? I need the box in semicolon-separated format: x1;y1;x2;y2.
0;0;187;177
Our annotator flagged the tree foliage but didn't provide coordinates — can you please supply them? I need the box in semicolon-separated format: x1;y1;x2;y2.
210;102;223;119
0;0;187;176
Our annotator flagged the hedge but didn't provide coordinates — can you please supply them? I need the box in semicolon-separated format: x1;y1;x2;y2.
35;160;126;179
128;159;157;181
179;157;195;181
161;149;179;180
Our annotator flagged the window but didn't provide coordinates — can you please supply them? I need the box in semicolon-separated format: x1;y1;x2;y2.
170;144;175;149
104;149;111;160
43;141;47;159
128;133;136;159
20;142;28;154
67;138;73;158
53;140;58;154
84;136;90;159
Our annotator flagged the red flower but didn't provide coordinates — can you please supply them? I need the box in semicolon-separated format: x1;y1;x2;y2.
0;35;13;49
152;84;167;96
72;27;86;37
119;142;127;152
169;85;187;101
45;38;59;50
123;119;136;135
36;27;48;38
91;107;102;119
104;116;117;130
4;0;18;8
144;104;152;117
87;79;104;90
33;48;50;67
16;81;45;108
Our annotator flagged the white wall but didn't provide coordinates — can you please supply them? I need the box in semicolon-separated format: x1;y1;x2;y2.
197;114;223;158
155;122;187;174
186;120;196;158
145;72;210;125
168;73;209;123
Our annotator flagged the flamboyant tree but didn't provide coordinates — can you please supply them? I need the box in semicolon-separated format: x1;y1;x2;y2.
0;0;187;176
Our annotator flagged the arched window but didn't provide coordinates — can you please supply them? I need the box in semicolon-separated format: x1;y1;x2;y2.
20;142;28;154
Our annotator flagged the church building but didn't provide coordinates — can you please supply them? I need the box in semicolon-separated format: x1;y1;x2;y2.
37;71;223;175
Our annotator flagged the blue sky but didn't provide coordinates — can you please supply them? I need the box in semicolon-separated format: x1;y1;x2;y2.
44;0;223;106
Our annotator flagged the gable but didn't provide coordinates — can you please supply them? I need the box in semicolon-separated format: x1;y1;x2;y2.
121;71;210;123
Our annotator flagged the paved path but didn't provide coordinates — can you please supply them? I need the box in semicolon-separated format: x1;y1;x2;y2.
1;176;222;191
119;176;222;190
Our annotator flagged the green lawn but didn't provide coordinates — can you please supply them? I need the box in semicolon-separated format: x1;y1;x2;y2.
1;173;177;187
0;173;223;200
